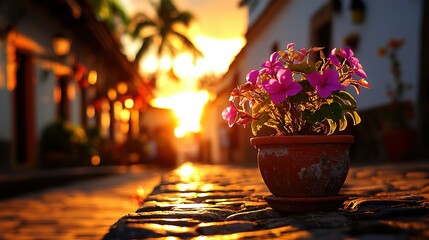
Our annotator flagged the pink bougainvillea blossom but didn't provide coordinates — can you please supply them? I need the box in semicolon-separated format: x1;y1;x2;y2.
262;69;302;104
329;48;342;67
286;42;296;49
236;113;254;125
307;69;342;98
354;63;367;78
260;52;283;76
222;102;238;127
246;70;259;85
330;48;367;78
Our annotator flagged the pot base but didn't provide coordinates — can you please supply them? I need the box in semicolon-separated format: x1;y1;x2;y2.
264;195;348;213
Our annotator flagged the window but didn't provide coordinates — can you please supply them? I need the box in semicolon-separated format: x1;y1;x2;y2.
311;4;332;58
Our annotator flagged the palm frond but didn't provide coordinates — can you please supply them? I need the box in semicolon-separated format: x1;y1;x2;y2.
172;31;203;58
135;36;154;64
131;20;157;38
110;0;130;25
173;11;194;26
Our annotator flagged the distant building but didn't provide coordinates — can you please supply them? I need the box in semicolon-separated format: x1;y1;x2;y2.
0;0;152;171
203;0;428;164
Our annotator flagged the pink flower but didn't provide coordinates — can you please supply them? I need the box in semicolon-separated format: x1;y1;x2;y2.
330;48;367;78
286;42;296;49
329;48;342;67
307;69;342;98
246;70;259;85
262;68;302;104
236;113;254;125
354;62;367;78
222;102;238;127
260;52;283;76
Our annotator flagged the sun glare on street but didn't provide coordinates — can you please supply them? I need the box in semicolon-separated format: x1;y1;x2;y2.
151;90;210;138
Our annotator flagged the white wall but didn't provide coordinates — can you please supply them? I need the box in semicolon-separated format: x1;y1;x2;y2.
247;1;271;28
333;0;423;110
0;90;11;140
242;0;327;81
35;68;56;136
70;81;81;125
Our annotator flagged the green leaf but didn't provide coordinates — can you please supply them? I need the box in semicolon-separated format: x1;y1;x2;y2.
251;114;271;136
345;111;361;126
303;110;324;124
288;62;316;74
334;91;357;107
326;119;337;135
320;103;343;121
339;115;348;131
352;111;361;125
251;101;261;116
251;121;260;136
288;91;308;103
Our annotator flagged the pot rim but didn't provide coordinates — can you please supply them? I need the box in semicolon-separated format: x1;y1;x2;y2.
250;135;354;146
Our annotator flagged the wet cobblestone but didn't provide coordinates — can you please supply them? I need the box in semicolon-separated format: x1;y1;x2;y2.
0;166;163;240
104;162;429;239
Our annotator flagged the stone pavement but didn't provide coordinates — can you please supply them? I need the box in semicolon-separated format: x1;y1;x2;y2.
104;162;429;239
0;165;166;240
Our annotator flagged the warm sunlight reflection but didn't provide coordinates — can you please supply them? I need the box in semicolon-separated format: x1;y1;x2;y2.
136;186;146;197
131;186;147;206
177;183;199;192
176;162;197;180
200;183;214;192
151;90;209;138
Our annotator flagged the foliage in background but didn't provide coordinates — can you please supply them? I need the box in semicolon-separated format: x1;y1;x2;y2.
39;121;90;168
378;39;414;129
129;0;203;86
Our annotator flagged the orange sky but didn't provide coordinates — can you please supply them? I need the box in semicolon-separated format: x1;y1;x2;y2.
119;0;248;96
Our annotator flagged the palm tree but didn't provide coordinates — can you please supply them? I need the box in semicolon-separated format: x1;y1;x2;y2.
130;0;203;87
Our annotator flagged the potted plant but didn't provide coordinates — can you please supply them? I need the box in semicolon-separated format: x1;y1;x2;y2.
222;43;370;212
39;120;89;168
378;39;416;162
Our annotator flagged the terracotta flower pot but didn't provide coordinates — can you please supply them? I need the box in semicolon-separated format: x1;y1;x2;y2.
250;135;354;197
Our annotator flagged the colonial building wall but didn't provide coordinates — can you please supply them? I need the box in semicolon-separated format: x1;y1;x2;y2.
332;0;423;110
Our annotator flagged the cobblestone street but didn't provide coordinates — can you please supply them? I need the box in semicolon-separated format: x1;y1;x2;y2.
105;162;429;239
0;166;165;240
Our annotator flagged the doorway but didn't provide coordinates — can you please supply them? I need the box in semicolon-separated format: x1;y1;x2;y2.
13;50;36;167
310;4;332;57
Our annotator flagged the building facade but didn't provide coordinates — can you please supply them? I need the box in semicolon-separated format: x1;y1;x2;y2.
0;0;151;172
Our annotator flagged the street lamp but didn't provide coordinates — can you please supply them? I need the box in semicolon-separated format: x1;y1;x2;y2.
52;35;71;56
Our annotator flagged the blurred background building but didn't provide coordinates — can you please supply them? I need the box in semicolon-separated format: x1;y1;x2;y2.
0;0;152;172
